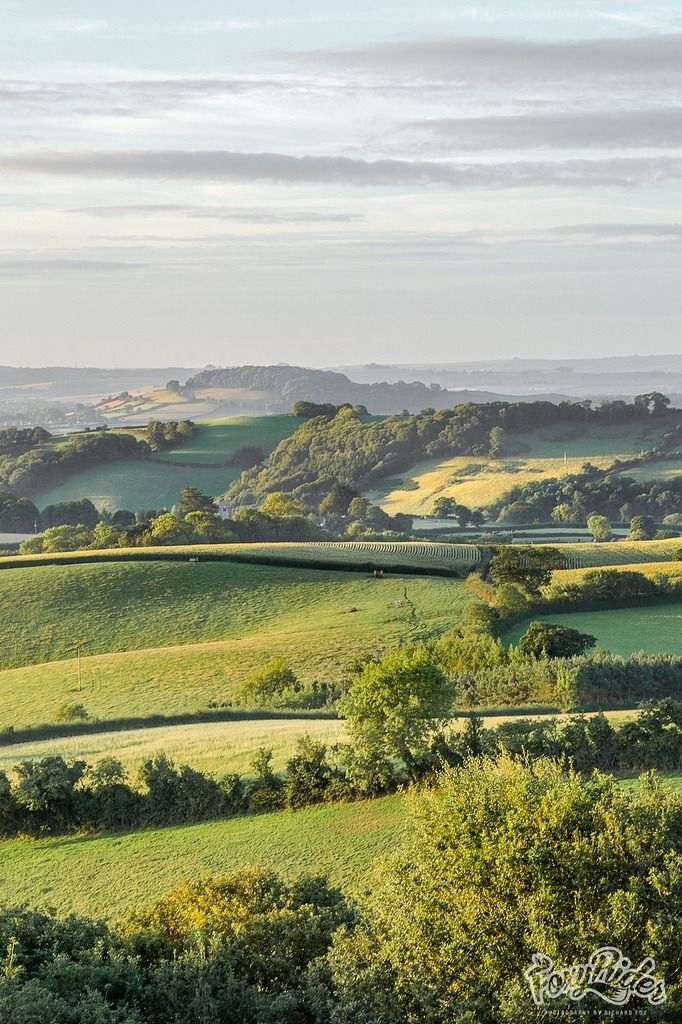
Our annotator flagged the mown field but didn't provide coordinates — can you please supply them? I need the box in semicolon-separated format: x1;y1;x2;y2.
367;420;678;516
505;603;682;658
556;538;682;568
0;710;637;780
0;559;471;727
29;415;299;511
0;795;410;919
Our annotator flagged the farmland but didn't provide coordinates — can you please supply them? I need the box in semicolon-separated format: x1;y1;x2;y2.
0;709;636;780
0;769;679;922
367;419;679;516
0;794;410;919
504;603;682;658
29;415;299;512
0;559;472;727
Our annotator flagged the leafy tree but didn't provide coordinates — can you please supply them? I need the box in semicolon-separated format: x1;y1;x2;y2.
327;756;682;1022
587;512;613;541
13;756;86;833
339;646;453;776
319;482;358;517
497;500;544;524
519;621;597;659
489;546;563;597
39;499;99;530
53;702;89;723
259;491;307;518
231;445;265;468
488;424;506;456
176;486;215;517
147;512;192;545
184;510;234;542
629;514;657;540
551;502;577;523
239;659;301;705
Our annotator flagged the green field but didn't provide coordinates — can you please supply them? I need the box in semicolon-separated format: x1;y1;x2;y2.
0;560;470;727
557;538;682;568
29;415;299;512
0;769;679;921
0;710;637;780
0;795;409;919
505;603;682;657
367;420;679;516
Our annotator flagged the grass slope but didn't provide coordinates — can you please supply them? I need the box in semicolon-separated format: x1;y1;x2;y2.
368;421;678;515
504;603;682;658
30;416;299;512
0;772;679;921
0;795;409;919
0;561;470;727
558;539;682;568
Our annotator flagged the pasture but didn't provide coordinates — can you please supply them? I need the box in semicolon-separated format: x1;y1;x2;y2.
0;770;678;921
367;420;678;516
0;794;410;919
0;559;471;727
504;603;682;658
28;415;299;512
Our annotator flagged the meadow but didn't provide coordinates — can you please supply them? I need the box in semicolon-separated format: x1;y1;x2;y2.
367;420;678;516
0;559;471;727
0;709;636;779
0;769;678;922
504;603;682;658
0;795;410;919
29;415;299;511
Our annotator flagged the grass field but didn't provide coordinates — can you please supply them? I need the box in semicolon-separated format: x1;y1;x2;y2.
557;539;682;568
0;769;679;921
552;559;682;586
0;560;470;727
0;710;637;780
0;718;348;778
29;415;299;511
0;795;410;919
504;603;682;657
614;456;682;483
367;421;679;516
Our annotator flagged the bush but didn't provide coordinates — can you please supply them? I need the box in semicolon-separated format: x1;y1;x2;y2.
53;702;89;723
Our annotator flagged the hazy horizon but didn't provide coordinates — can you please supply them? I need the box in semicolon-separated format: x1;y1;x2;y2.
2;1;682;365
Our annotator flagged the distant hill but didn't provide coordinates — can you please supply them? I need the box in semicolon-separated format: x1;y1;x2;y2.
185;365;571;415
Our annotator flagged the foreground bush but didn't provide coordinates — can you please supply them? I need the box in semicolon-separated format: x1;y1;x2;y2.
325;756;682;1023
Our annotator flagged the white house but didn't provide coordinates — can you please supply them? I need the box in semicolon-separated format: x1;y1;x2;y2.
217;498;233;520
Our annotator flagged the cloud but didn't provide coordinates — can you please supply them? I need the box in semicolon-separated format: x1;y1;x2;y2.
71;204;363;224
295;32;682;82
406;107;682;150
4;148;682;190
0;258;147;276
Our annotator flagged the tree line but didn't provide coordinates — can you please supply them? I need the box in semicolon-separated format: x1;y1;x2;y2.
228;394;677;509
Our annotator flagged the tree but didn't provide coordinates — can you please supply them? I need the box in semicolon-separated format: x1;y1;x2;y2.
338;646;453;775
489;546;563;597
551;503;578;524
176;486;215;517
88;522;124;549
587;512;613;542
184;510;234;542
319;483;358;517
39;499;99;530
633;391;670;415
147;512;192;545
53;702;89;723
13;756;86;832
629;514;656;541
259;491;306;518
432;497;472;526
488;425;506;456
497;500;544;524
327;757;682;1022
231;446;265;469
239;659;301;705
519;621;597;659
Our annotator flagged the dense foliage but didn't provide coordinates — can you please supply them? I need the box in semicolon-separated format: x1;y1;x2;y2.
228;398;677;509
0;756;680;1022
186;363;453;414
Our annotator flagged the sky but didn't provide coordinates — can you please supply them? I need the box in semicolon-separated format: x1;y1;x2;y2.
1;1;682;367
